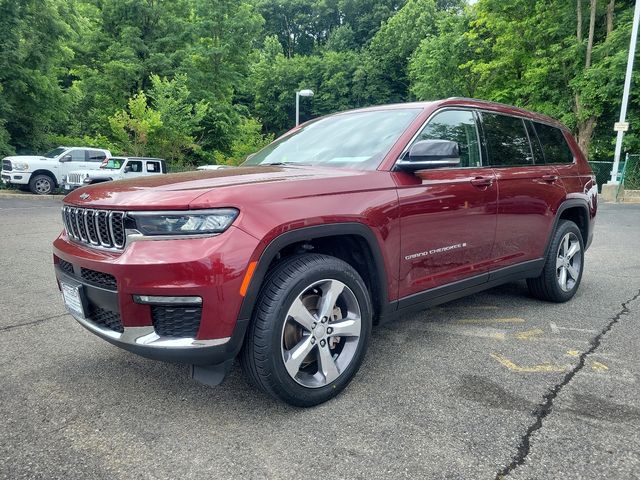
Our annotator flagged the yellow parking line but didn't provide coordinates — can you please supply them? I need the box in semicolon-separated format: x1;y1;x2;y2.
590;361;609;371
490;353;567;373
514;328;544;340
457;317;526;325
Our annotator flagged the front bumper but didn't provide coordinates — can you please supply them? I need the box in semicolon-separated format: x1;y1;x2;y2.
53;226;260;364
62;182;82;191
2;171;31;185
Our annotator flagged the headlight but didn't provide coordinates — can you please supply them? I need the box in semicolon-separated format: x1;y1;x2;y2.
129;209;239;236
12;162;29;171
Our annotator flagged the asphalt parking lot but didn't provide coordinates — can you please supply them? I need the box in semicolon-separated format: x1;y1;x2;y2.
0;196;638;480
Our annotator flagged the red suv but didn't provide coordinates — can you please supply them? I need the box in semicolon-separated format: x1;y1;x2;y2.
53;98;597;406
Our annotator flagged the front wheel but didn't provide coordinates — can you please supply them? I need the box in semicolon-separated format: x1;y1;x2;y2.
527;220;584;302
29;174;55;195
240;254;372;407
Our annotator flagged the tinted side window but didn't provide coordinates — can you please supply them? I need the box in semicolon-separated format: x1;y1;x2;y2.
413;110;481;167
525;121;544;164
69;150;86;162
88;150;107;162
534;123;574;164
146;161;159;172
482;113;533;166
128;161;143;172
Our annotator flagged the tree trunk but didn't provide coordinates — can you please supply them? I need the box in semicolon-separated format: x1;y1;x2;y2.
577;117;597;156
586;0;597;68
606;0;614;38
577;0;583;43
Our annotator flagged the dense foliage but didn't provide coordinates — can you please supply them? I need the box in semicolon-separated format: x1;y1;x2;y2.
0;0;637;165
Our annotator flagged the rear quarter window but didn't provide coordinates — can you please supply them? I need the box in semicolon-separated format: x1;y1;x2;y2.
88;150;107;162
533;122;575;164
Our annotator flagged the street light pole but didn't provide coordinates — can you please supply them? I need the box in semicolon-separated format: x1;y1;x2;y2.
609;0;640;183
295;89;314;127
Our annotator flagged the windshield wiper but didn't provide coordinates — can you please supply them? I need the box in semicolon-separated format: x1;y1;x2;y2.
261;162;311;166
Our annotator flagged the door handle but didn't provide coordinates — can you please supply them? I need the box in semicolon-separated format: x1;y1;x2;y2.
470;176;494;188
541;174;558;183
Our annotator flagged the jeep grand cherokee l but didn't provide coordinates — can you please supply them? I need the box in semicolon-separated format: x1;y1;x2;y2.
53;98;597;407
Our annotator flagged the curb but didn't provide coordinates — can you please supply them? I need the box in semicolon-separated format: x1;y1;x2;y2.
0;191;64;201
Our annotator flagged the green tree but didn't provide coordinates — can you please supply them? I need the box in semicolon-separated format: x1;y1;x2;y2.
147;74;208;163
459;0;636;156
109;91;162;156
0;0;76;153
409;10;481;99
357;0;438;104
109;75;208;162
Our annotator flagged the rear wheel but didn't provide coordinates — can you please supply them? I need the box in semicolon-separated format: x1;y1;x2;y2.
240;254;372;407
29;174;55;195
527;220;584;302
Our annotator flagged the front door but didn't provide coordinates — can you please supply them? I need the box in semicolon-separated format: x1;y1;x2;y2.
394;109;498;301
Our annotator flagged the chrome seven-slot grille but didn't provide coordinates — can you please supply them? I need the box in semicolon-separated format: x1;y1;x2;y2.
62;206;126;249
67;173;84;184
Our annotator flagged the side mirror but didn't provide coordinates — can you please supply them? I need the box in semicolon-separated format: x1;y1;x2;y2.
124;166;132;173
59;154;72;163
396;140;460;172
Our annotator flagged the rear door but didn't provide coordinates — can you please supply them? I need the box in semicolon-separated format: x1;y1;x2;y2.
145;160;162;175
480;112;566;268
87;149;108;168
532;121;582;192
395;109;498;299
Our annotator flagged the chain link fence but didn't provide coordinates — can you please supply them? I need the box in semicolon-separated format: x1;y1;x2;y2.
622;154;640;190
589;161;620;192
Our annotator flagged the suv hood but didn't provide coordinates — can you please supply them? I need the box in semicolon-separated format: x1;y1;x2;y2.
64;165;388;210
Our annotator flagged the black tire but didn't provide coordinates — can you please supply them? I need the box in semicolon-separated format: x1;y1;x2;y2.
527;220;584;302
29;174;55;195
240;254;372;407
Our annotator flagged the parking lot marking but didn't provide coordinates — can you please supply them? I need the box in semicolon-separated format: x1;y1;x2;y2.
437;305;500;311
457;317;525;325
490;353;568;373
549;322;597;334
590;361;609;371
565;350;581;357
514;328;544;340
423;324;506;340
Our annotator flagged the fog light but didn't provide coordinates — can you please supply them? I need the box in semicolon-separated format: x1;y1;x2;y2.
133;295;202;306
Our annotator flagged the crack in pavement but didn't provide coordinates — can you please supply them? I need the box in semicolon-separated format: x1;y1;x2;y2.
0;313;68;333
495;289;640;479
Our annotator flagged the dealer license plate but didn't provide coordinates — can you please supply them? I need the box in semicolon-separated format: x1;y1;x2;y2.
61;282;85;318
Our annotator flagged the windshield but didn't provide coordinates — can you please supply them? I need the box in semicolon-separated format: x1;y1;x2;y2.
44;147;66;158
100;158;124;170
243;108;421;170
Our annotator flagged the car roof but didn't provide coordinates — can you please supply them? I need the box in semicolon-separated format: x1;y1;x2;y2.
59;146;110;150
108;156;164;161
326;97;567;131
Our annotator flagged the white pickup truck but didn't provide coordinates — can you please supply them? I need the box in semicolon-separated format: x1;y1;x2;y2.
63;157;167;191
1;146;111;194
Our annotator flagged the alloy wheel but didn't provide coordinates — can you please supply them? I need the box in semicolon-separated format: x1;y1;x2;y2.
280;279;362;388
556;232;582;292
